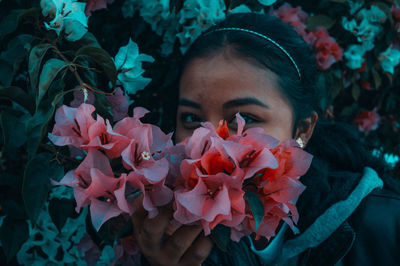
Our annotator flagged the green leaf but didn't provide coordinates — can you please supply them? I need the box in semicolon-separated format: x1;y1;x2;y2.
29;44;54;92
307;15;336;30
26;104;54;159
75;46;117;88
351;84;361;101
245;190;264;230
72;32;101;49
169;0;184;13
0;9;24;41
372;68;382;89
0;86;35;114
26;88;78;159
36;58;68;109
330;0;347;2
0;109;29;149
49;198;77;232
22;152;64;223
0;216;29;263
210;224;231;252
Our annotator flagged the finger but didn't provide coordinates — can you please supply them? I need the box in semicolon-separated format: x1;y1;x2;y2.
131;194;146;236
164;221;182;236
162;225;203;263
139;206;172;252
179;235;213;266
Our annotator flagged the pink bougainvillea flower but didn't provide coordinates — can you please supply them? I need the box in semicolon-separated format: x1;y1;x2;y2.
52;149;123;230
117;171;173;218
114;107;172;180
48;103;96;148
107;87;130;122
261;139;313;182
174;172;246;235
354;109;381;132
85;0;114;16
70;89;95;108
81;115;131;158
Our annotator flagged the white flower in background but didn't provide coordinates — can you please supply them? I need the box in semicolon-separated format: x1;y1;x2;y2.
122;0;228;55
230;4;252;14
379;45;400;74
341;4;387;51
177;0;226;54
40;0;88;41
114;38;155;95
258;0;277;6
344;44;367;69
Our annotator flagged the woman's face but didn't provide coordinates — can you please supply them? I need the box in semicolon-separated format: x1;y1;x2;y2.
175;52;295;143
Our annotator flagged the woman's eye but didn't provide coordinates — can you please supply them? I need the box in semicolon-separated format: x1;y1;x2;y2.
180;112;203;128
228;113;259;127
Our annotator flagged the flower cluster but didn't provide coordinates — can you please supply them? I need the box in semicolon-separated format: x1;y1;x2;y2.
49;103;173;230
342;2;387;69
273;3;343;70
50;105;312;244
114;38;155;95
354;109;381;133
171;115;312;240
40;0;88;41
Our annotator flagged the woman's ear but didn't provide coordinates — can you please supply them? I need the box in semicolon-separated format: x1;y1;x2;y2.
295;112;318;148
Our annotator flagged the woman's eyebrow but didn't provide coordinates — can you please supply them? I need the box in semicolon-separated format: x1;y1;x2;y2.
178;98;201;109
223;97;269;109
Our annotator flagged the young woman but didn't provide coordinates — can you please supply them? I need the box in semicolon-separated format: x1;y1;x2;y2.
132;13;400;265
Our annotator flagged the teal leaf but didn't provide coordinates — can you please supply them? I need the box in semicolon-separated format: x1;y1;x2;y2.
29;43;54;91
210;224;231;252
36;58;68;109
22;152;64;223
75;46;117;89
245;190;264;230
0;86;35;114
0;9;24;41
0;216;29;263
0;109;29;149
26;104;54;159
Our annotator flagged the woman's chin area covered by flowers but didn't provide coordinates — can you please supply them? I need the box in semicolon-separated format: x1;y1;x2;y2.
0;0;399;265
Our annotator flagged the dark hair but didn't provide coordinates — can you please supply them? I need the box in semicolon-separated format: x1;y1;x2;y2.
179;13;399;231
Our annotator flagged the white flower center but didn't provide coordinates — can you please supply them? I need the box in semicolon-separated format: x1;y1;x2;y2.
141;151;151;161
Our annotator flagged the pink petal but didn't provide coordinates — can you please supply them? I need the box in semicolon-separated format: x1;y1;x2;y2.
175;179;207;218
90;198;122;231
51;170;77;187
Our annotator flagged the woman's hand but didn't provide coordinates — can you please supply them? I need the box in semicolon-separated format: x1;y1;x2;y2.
132;195;213;266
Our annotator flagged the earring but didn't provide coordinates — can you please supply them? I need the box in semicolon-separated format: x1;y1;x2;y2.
296;137;305;148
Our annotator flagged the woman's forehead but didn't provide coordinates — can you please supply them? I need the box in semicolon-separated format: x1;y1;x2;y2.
179;53;286;106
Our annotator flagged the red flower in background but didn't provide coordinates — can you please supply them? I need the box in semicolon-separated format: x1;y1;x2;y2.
392;4;400;21
354;109;381;132
273;4;343;70
309;27;343;70
273;3;309;38
85;0;114;16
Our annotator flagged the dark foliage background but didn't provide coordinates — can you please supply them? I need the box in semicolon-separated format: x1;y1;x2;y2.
0;0;398;264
